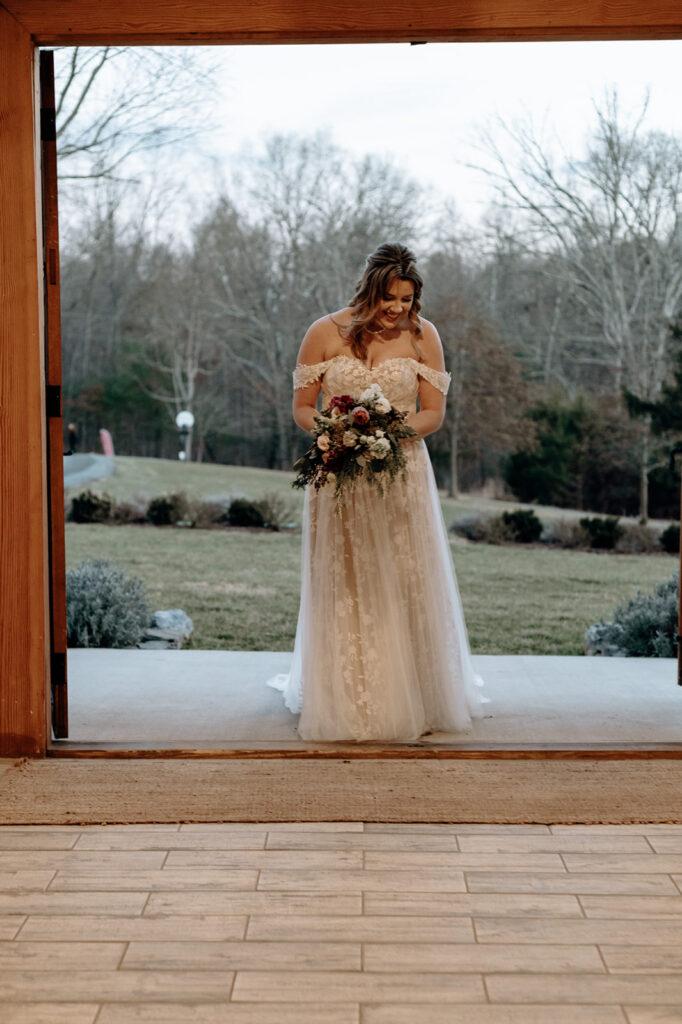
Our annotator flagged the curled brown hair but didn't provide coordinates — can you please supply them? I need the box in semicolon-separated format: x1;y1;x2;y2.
338;243;424;360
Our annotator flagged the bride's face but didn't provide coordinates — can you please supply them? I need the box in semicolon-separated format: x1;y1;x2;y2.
377;278;414;329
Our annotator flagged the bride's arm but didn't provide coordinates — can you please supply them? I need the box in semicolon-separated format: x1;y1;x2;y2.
292;319;327;433
404;320;449;438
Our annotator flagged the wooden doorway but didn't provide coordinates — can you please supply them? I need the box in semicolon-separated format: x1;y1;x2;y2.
2;1;682;758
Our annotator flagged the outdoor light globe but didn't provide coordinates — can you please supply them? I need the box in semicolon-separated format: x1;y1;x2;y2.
175;410;194;429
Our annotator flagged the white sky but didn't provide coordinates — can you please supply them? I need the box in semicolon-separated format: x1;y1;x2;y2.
59;38;682;243
205;38;682;226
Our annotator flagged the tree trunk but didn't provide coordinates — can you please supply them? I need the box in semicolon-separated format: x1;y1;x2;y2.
639;420;650;525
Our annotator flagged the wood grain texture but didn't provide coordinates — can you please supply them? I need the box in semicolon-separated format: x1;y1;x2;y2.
3;0;682;44
0;8;49;756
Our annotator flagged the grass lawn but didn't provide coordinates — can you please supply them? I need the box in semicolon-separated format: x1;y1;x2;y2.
65;522;677;655
66;454;677;531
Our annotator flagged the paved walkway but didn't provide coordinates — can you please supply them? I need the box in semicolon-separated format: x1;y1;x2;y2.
63;453;116;490
64;651;681;746
2;822;682;1021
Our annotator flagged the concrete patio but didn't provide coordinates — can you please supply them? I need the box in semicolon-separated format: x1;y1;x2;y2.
58;652;682;748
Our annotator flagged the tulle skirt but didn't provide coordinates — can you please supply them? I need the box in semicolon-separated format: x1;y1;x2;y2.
268;438;489;742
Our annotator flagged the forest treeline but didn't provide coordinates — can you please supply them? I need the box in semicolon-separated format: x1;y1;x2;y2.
60;97;682;522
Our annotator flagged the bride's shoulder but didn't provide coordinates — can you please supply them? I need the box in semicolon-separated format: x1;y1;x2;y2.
416;316;444;356
296;310;349;365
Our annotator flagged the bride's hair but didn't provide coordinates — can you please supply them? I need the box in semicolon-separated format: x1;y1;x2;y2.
339;243;424;360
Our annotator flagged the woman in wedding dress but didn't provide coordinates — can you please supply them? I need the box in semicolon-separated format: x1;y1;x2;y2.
268;242;489;742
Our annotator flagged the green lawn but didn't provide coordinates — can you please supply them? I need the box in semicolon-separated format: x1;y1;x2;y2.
68;454;677;530
65;522;676;655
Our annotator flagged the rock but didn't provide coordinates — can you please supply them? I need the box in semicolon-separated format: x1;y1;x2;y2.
584;622;627;657
135;609;194;650
150;609;194;639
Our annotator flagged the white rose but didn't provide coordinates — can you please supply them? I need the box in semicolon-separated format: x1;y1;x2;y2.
342;430;357;447
358;384;382;403
375;397;391;414
316;433;330;451
368;436;391;460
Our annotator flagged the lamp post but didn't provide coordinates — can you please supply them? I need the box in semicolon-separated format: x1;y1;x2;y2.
175;410;194;462
669;442;682;686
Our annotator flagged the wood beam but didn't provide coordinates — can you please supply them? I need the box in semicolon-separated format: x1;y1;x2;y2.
3;0;682;45
0;6;49;756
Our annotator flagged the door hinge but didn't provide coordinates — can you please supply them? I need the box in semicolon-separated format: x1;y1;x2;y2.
46;384;61;418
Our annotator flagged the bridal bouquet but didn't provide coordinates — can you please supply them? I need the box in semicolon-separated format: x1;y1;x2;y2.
292;382;418;511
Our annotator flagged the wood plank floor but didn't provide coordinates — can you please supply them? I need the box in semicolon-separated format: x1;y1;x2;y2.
1;822;682;1022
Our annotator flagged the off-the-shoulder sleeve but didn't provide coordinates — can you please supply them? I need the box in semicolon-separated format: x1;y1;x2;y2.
417;363;451;395
293;360;328;390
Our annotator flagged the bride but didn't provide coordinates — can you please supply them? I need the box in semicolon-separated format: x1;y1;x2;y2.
268;242;489;742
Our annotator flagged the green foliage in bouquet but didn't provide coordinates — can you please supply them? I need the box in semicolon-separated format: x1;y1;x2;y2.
292;383;418;512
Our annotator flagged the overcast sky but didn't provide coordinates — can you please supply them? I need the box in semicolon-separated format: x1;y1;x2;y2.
205;38;682;226
58;37;682;243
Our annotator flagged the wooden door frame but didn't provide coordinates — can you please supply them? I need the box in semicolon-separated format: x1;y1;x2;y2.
2;1;682;759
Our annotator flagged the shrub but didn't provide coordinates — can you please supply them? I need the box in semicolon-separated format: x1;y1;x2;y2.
253;490;297;530
585;572;678;657
226;497;265;528
111;498;147;524
539;518;585;548
579;516;624;550
450;514;490;542
614;523;661;555
70;489;112;524
192;499;231;529
66;558;151;648
480;515;516;545
660;523;680;554
501;509;543;543
146;491;190;526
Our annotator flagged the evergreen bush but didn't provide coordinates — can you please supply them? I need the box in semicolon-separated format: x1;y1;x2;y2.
501;509;543;543
226;497;266;528
660;523;680;554
585;572;678;657
579;516;624;550
146;491;190;526
70;489;112;523
66;558;151;648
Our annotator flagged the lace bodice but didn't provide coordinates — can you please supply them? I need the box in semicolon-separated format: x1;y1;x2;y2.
293;355;451;413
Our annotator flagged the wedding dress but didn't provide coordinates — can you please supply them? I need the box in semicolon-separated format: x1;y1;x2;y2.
267;354;490;742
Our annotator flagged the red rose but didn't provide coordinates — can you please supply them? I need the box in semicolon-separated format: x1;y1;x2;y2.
329;394;355;415
352;406;370;425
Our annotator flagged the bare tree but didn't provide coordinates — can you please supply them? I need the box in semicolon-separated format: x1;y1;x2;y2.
423;238;533;497
54;46;221;181
197;133;425;469
469;89;682;520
